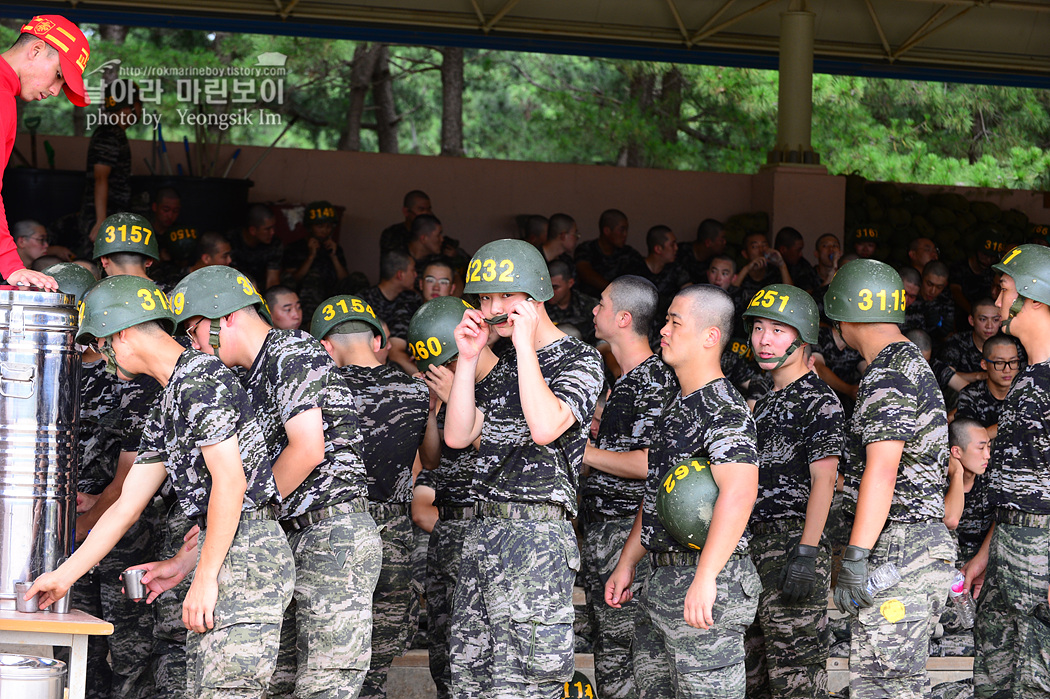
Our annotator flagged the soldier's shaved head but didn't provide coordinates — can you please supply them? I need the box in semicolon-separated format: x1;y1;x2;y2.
607;275;658;336
674;284;735;351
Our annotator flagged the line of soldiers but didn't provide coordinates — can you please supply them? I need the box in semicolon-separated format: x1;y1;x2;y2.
22;222;1050;699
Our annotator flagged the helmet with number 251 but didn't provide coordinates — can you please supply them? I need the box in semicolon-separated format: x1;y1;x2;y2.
76;276;174;344
169;265;270;326
824;258;906;324
463;238;553;302
408;296;475;373
310;294;386;345
93;212;160;262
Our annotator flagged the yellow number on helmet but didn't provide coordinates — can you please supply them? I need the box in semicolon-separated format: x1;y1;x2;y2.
172;292;185;316
857;289;873;311
138;288;156;311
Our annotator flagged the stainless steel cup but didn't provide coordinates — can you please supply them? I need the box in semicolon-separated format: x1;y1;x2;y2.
47;593;70;614
12;582;37;613
121;568;146;602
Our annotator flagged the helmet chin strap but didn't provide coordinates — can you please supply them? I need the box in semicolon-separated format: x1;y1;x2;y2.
209;318;222;360
99;344;141;380
1002;296;1025;334
749;335;804;369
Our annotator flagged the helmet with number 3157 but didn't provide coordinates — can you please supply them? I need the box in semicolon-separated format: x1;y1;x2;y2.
462;238;553;302
76;276;174;344
824;258;906;324
92;212;160;262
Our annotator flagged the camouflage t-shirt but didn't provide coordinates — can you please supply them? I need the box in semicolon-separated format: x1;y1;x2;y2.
675;244;711;286
581;354;679;518
432;372;497;508
938;332;983;374
473;335;603;516
573;239;646;295
720;337;759;396
77;357;123;494
844;341;948;522
752;371;844;521
955;381;1004;428
79;124;131;229
241;329;368;518
116;373;163;452
337;364;429;503
988;360;1050;514
545;290;599;344
359;285;422;341
905;291;955;342
135;350;277;518
642;378;758;554
949;258;994;310
957;474;993;559
230;230;284;290
283;242;349;320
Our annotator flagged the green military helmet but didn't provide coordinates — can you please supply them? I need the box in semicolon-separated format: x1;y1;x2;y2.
304;200;337;225
462;238;553;302
160;222;199;262
564;670;598;698
742;284;818;369
408;296;475;373
76;275;174;345
92;212;160;262
42;263;97;303
655;456;719;552
310;294;386;345
993;244;1050;332
823;258;906;324
170;266;270;350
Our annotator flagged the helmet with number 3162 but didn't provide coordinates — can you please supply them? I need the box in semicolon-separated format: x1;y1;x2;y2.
462;238;553;302
824;258;906;324
92;212;160;262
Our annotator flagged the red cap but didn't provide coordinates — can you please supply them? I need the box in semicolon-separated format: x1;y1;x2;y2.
20;15;91;107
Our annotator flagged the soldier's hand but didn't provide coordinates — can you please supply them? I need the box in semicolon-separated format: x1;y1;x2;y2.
183;576;219;633
779;543;818;604
833;545;873;615
424;364;455;404
26;570;72;611
962;549;989;600
7;268;58;291
453;309;489;361
137;543;198;604
604;564;635;609
76;491;99;514
684;572;716;629
509;299;540;351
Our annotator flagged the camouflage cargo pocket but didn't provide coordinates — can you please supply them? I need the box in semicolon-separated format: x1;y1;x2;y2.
508;617;575;683
853;593;929;679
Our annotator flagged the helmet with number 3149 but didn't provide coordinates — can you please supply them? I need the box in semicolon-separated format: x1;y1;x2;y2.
824;258;906;324
407;296;475;373
310;294;386;346
462;238;553;302
92;212;160;262
169;265;270;327
76;275;174;344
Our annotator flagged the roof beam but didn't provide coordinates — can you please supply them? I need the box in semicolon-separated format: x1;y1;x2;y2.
689;0;782;47
892;5;976;61
863;0;893;61
663;0;691;44
483;0;522;33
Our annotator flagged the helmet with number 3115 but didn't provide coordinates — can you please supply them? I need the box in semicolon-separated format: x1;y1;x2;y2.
92;212;160;262
310;294;386;346
462;238;553;302
407;296;475;373
824;258;906;324
76;276;174;344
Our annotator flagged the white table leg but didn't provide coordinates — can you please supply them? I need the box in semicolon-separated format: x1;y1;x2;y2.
69;634;87;699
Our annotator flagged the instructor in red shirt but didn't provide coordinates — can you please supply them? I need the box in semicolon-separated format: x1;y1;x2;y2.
0;15;91;290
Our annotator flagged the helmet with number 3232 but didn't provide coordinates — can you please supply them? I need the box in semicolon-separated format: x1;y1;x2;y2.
407;296;475;373
310;294;386;346
823;258;906;324
462;238;553;302
76;275;174;344
92;212;160;262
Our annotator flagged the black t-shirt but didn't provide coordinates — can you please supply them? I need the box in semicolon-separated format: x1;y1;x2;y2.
988;360;1050;514
573;239;646;295
938;332;983;374
955;381;1004;428
359;286;422;342
231;230;284;290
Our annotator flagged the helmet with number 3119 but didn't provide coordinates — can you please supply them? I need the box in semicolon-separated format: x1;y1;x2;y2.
823;258;906;324
76;275;174;344
462;238;553;302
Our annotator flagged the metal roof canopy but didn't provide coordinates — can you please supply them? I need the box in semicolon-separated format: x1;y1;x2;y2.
4;1;1050;89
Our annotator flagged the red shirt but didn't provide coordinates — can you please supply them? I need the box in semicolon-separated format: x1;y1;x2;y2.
0;59;29;279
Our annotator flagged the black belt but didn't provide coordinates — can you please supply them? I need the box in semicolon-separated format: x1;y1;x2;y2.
650;551;700;567
474;501;570;521
995;508;1050;528
196;504;277;531
280;498;369;533
584;508;634;523
749;517;805;537
367;501;411;520
437;505;474;521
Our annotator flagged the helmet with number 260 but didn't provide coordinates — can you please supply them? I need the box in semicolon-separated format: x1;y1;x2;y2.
310;294;386;345
76;276;174;344
655;456;720;552
92;212;160;261
407;296;475;373
824;258;906;324
170;265;269;325
462;238;553;302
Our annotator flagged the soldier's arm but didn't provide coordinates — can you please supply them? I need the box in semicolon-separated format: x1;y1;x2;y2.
75;450;137;541
445;312;488;448
28;461;168;609
265;268;281;290
685;461;758;630
516;345;579;446
605;507;646;609
582;446;648;479
270;407;326;498
961;521;994;599
849;440;903;549
388;338;422;376
800;455;838;547
943;457;965;530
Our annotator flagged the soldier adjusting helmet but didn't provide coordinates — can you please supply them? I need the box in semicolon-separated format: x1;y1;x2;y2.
741;283;818;368
824;258;906;324
92;212;160;262
310;295;386;345
462;238;553;302
992;243;1050;332
655;456;719;552
408;296;475;373
304;200;338;225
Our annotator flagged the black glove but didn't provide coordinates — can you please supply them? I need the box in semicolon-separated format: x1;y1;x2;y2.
779;543;819;604
833;545;874;615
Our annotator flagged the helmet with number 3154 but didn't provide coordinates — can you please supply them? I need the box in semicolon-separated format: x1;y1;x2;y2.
76;276;174;344
407;296;475;373
462;238;553;302
824;258;906;324
310;294;386;346
92;212;160;262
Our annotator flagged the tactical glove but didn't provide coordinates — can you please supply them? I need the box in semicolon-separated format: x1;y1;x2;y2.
833;545;874;615
779;543;819;604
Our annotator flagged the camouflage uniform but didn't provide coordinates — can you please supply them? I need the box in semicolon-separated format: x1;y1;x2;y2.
151;499;194;699
573;239;646;296
240;329;381;699
338;363;430;699
974;361;1050;699
815;326;863;416
450;336;603;698
580;354;678;699
545;289;599;344
955;381;1004;428
283;242;350;321
937;332;984;374
359;286;423;345
135;350;293;697
230;230;284;290
720;338;759;397
903;291;955;344
955;476;992;565
637;377;761;699
745;372;844;699
842;341;956;699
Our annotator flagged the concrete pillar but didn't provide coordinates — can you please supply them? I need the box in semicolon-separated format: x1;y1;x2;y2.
768;7;819;166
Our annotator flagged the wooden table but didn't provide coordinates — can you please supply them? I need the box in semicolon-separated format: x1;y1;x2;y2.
0;607;113;699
